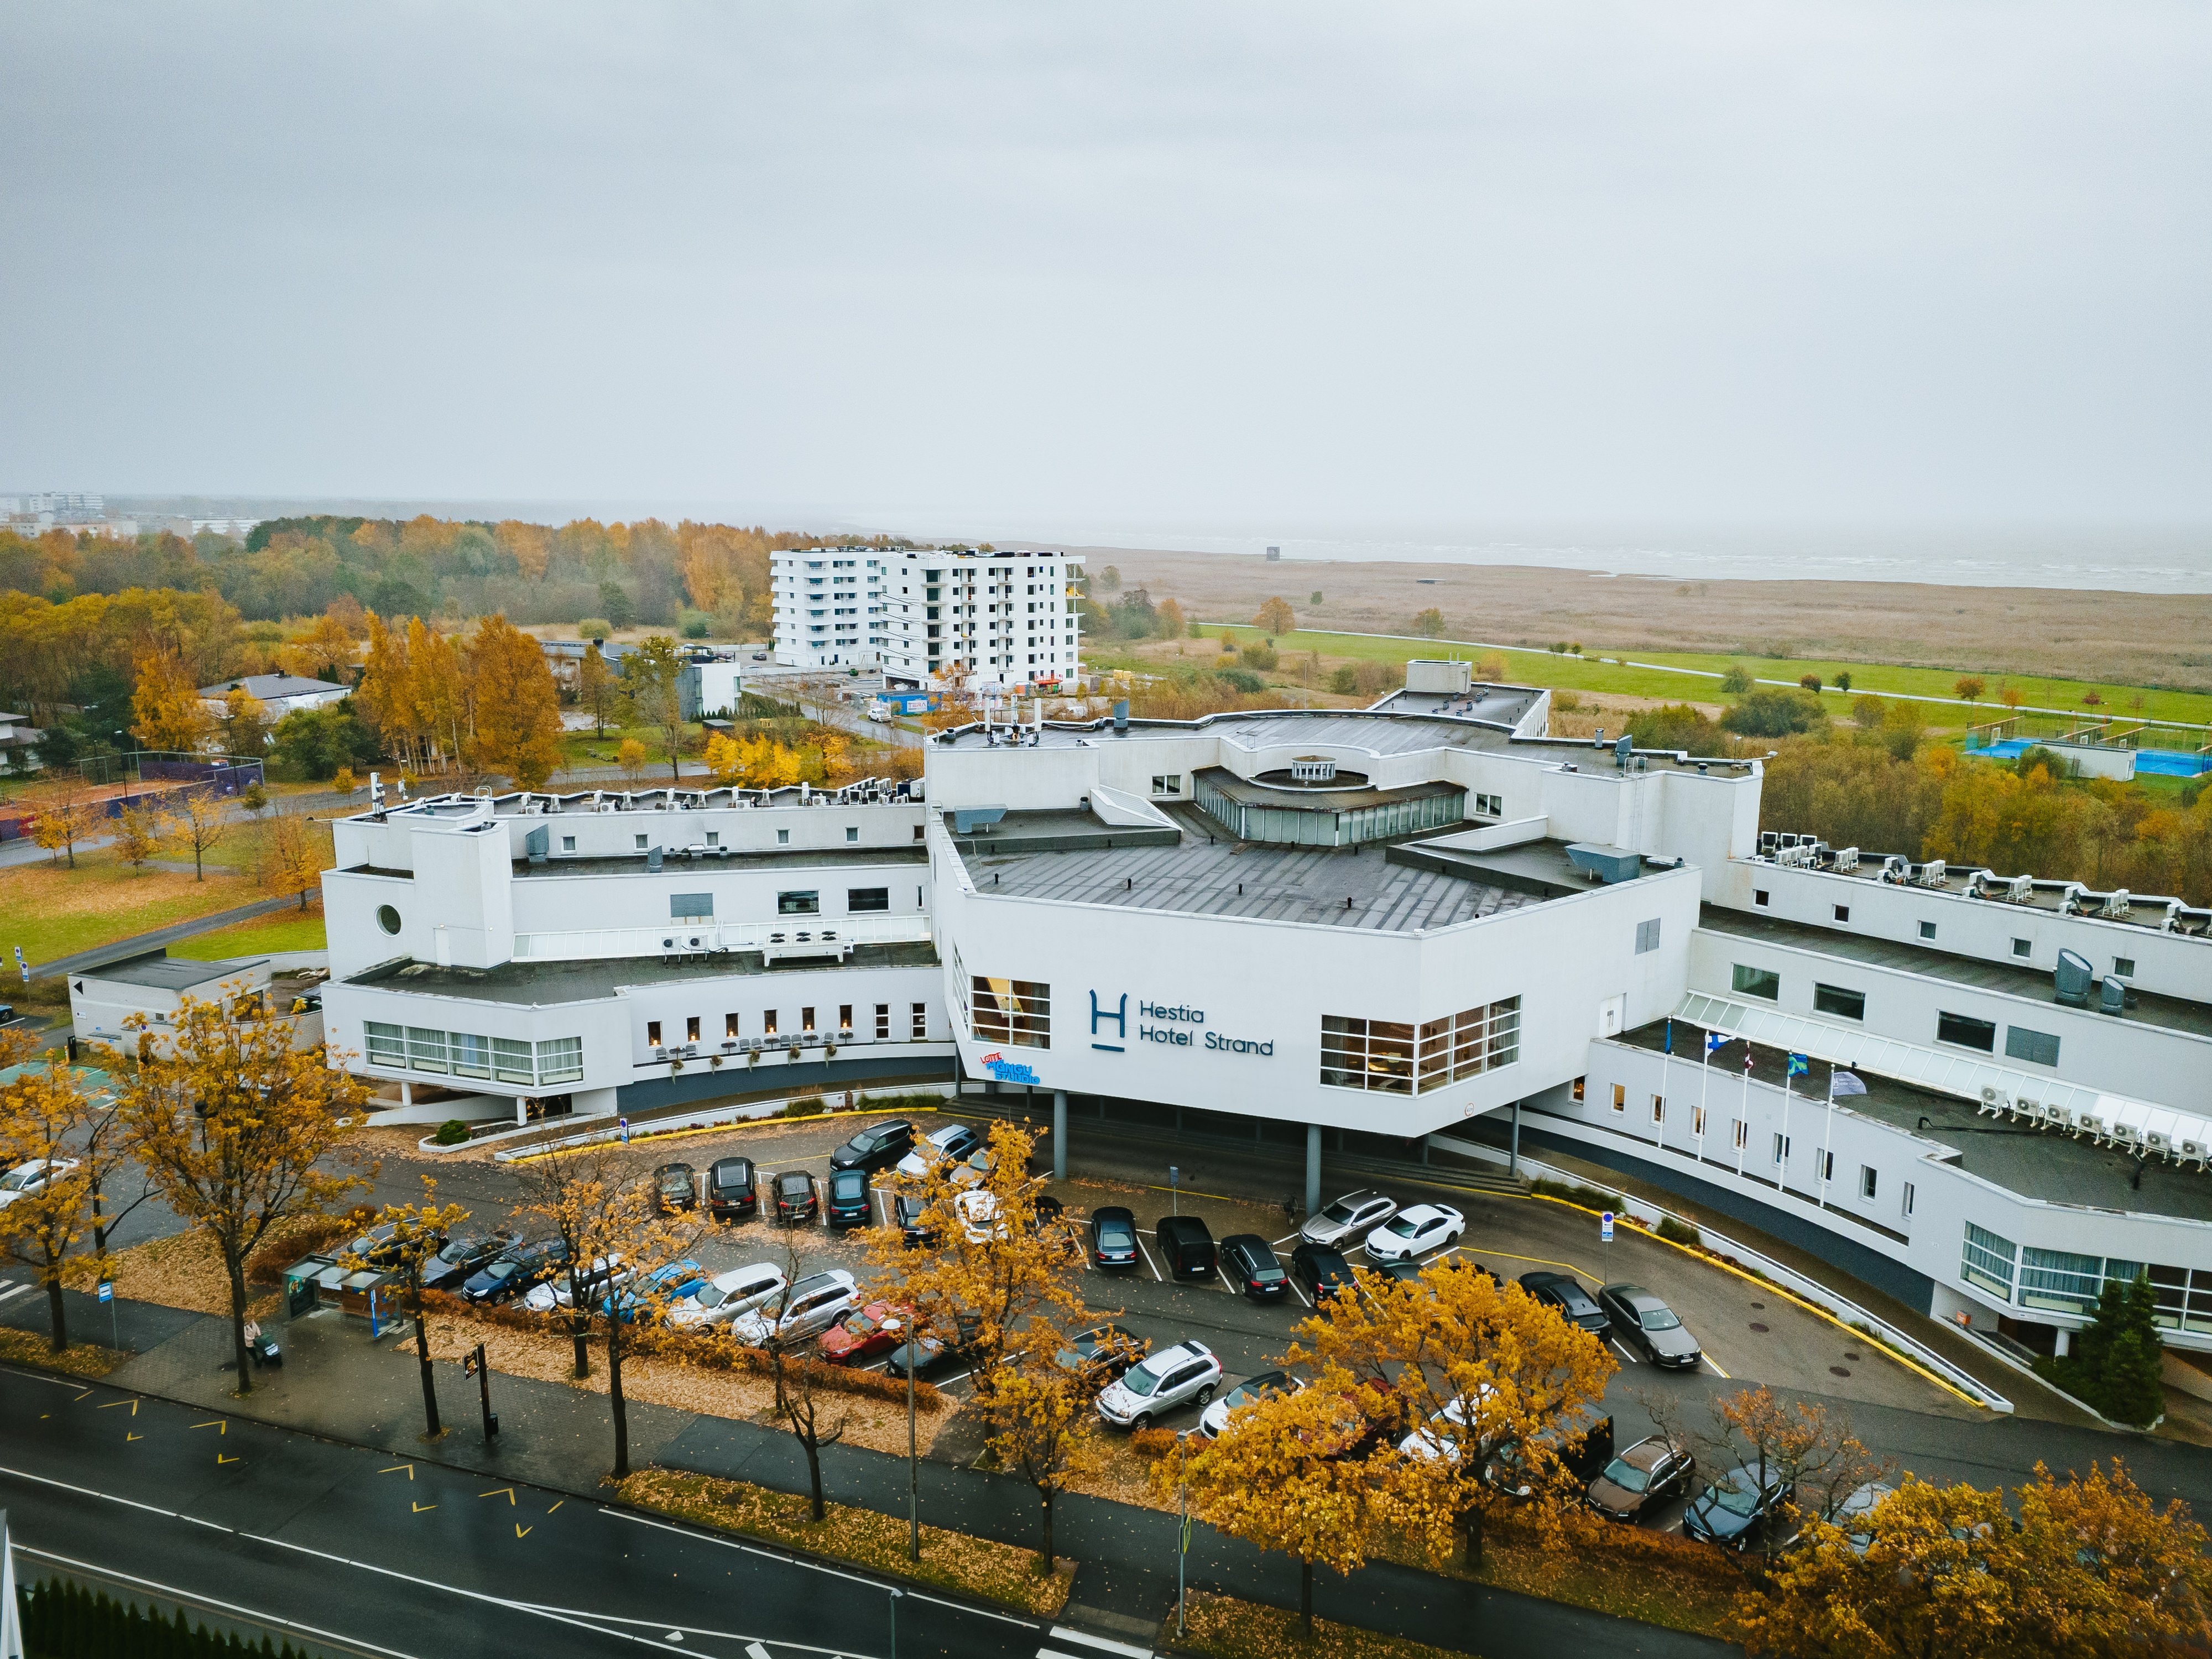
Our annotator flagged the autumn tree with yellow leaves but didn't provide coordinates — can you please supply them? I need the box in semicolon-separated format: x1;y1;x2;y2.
577;643;615;737
110;983;369;1385
167;786;232;881
340;1178;472;1437
1733;1461;2212;1658
32;783;104;869
0;1032;94;1351
219;685;270;757
704;732;801;790
258;807;331;909
111;801;175;872
1254;596;1296;638
277;612;361;687
985;1354;1105;1572
130;646;211;753
1287;1258;1615;1567
461;613;564;788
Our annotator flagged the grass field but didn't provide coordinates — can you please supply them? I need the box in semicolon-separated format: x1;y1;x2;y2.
2;861;267;967
1187;624;2212;731
170;909;327;961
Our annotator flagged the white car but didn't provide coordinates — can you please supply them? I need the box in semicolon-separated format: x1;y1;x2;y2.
956;1189;1004;1244
895;1124;982;1181
521;1253;633;1313
1395;1387;1495;1463
729;1269;859;1347
0;1158;79;1209
1096;1340;1222;1429
1364;1203;1464;1263
1301;1190;1398;1248
1198;1368;1305;1439
669;1262;787;1330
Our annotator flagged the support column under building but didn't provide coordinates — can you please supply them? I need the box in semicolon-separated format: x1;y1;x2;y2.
1052;1089;1068;1182
1305;1123;1321;1220
1510;1099;1521;1178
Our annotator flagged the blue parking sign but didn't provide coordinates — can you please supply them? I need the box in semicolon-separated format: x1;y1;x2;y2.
97;1281;113;1304
1600;1211;1615;1243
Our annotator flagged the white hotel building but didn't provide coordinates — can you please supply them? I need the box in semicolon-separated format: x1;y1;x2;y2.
316;661;2212;1361
771;546;1083;693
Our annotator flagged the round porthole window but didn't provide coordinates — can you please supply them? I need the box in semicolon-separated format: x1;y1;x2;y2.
377;904;401;935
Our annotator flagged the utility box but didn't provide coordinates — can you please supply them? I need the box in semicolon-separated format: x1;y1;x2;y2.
1405;660;1474;696
1565;843;1644;884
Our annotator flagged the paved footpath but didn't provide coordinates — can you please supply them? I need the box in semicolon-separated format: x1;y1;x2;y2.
1;1285;1729;1658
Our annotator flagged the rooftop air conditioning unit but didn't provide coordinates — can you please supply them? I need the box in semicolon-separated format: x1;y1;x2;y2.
1882;854;1909;884
1916;859;1947;888
1978;1085;2008;1116
2101;889;2131;918
2006;874;2034;903
1833;847;1859;872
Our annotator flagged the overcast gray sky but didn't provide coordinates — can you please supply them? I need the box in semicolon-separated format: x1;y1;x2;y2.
4;3;2208;533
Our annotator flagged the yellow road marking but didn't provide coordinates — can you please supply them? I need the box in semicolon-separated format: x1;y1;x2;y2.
412;1501;437;1512
1704;1354;1733;1380
546;1500;562;1513
1468;1245;1601;1282
97;1399;138;1413
217;1453;241;1464
479;1487;516;1504
126;1432;143;1442
380;1464;414;1479
515;1524;533;1538
191;1420;226;1434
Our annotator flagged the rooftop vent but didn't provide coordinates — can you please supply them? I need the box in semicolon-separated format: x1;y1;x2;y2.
1113;700;1129;733
1288;755;1337;783
2054;948;2095;1006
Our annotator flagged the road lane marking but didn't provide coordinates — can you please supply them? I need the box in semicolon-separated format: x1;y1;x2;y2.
515;1523;532;1537
217;1453;241;1464
1134;1232;1164;1281
0;1281;29;1302
1609;1339;1639;1364
96;1398;138;1412
480;1486;517;1504
547;1500;562;1512
1286;1278;1312;1308
126;1432;143;1442
380;1464;415;1479
412;1501;437;1512
747;1646;771;1659
1051;1627;1155;1658
1703;1353;1732;1379
1215;1267;1238;1296
1271;1230;1300;1246
0;1367;84;1389
192;1420;227;1434
0;1462;176;1517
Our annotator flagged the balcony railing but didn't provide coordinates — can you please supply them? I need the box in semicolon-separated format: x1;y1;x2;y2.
512;912;933;963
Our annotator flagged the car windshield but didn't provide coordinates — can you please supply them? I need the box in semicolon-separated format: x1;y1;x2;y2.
0;1168;36;1192
487;1260;518;1279
1322;1198;1361;1224
1712;1474;1765;1516
1120;1364;1167;1399
1600;1455;1653;1494
843;1134;874;1155
1228;1375;1284;1407
1382;1215;1421;1238
1640;1306;1683;1332
659;1172;689;1193
1099;1218;1133;1243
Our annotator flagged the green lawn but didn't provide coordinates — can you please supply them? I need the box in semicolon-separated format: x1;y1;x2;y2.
3;863;268;968
170;911;327;961
1186;624;2212;731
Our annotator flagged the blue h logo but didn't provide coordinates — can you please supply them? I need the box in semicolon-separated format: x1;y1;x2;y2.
1091;992;1127;1039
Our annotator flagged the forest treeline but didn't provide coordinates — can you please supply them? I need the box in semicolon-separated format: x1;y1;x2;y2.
0;513;912;634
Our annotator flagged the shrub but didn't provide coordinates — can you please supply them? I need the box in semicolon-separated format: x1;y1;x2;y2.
680;609;712;639
1656;1215;1701;1248
1553;690;1580;712
1532;1177;1627;1214
1129;1426;1180;1458
1799;674;1823;692
1217;667;1265;693
1239;644;1279;672
1627;703;1723;754
244;1207;372;1284
782;1094;829;1118
1721;687;1825;737
434;1119;471;1145
240;781;268;812
331;766;357;794
577;615;612;639
1328;665;1358;694
1719;663;1754;693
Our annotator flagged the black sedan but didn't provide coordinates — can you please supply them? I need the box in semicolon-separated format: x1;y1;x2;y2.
1520;1270;1610;1334
707;1157;757;1221
883;1315;983;1381
655;1162;698;1214
461;1238;569;1305
894;1191;939;1249
1290;1242;1357;1302
420;1228;516;1291
1089;1206;1140;1269
1057;1323;1147;1385
1219;1234;1290;1300
1376;1258;1425;1286
829;1119;915;1175
774;1169;819;1224
1586;1436;1696;1524
342;1221;419;1272
825;1166;873;1229
1684;1460;1789;1551
1596;1282;1703;1369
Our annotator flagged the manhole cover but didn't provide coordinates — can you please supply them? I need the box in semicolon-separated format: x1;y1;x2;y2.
1749;1302;1765;1311
1749;1322;1770;1333
1830;1365;1851;1378
1844;1352;1861;1362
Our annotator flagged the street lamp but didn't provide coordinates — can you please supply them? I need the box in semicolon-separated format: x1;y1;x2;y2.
888;1585;904;1657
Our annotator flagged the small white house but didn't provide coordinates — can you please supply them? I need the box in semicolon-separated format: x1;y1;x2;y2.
199;674;351;719
0;710;42;771
70;950;325;1055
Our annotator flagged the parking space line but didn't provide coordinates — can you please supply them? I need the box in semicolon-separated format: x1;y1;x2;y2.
1215;1267;1239;1296
1134;1233;1165;1282
1270;1230;1301;1247
1702;1352;1732;1379
1609;1338;1639;1365
1286;1278;1312;1308
1467;1245;1603;1284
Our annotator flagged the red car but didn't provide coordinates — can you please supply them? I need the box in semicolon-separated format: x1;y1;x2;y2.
820;1301;910;1366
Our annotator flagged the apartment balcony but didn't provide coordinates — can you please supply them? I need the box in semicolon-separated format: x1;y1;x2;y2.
512;911;933;964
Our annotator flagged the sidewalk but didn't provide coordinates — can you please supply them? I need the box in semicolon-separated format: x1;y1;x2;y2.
28;894;305;978
19;1285;1729;1657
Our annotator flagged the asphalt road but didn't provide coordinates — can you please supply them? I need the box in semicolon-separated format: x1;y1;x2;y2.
0;1365;1046;1659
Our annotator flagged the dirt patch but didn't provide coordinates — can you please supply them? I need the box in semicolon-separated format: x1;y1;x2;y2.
0;1324;131;1378
77;1226;286;1321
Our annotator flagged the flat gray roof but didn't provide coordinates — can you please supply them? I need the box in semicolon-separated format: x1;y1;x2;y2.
345;940;941;1007
1700;905;2212;1042
1616;1019;2212;1225
957;804;1538;931
510;847;927;879
934;707;1526;757
85;952;268;990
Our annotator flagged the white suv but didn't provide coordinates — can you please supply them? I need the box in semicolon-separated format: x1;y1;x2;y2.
669;1262;787;1330
1300;1190;1397;1248
730;1269;859;1347
1096;1340;1222;1429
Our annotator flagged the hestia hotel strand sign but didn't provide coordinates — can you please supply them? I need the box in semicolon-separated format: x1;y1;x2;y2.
1089;993;1274;1058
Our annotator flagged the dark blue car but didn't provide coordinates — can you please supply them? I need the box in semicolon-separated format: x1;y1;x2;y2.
1683;1460;1788;1551
604;1258;707;1324
461;1238;568;1305
826;1166;873;1229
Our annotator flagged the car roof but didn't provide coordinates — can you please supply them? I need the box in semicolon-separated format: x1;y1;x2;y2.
1220;1233;1270;1251
926;1124;972;1145
716;1263;780;1286
1093;1204;1134;1219
1607;1284;1665;1308
864;1119;910;1133
1619;1438;1672;1467
792;1269;856;1292
778;1168;812;1184
1159;1214;1211;1235
712;1156;752;1172
1399;1203;1448;1221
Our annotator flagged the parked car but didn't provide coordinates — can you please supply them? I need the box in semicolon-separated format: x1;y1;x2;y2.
729;1270;859;1347
1057;1323;1149;1386
1519;1270;1609;1334
895;1123;980;1180
0;1158;80;1210
1301;1189;1397;1248
1786;1479;1895;1555
881;1322;981;1382
421;1227;517;1291
1363;1203;1463;1263
1396;1388;1494;1464
1684;1460;1789;1551
461;1238;570;1305
521;1253;630;1312
654;1162;697;1213
1198;1368;1305;1439
821;1300;911;1365
829;1119;915;1174
1153;1215;1218;1280
1585;1436;1695;1523
1290;1242;1358;1303
604;1259;707;1324
1096;1340;1222;1428
707;1157;758;1221
1219;1234;1290;1300
1089;1205;1140;1269
1596;1283;1703;1370
951;1149;999;1191
774;1169;819;1224
669;1262;786;1330
825;1166;873;1229
956;1188;1003;1244
1375;1258;1426;1286
342;1220;424;1271
893;1191;939;1249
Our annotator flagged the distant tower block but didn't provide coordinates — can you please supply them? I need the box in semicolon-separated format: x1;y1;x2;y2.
1265;545;1281;561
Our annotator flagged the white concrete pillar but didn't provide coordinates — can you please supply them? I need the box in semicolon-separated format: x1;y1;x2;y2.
2055;1327;2072;1358
1052;1090;1068;1182
1305;1122;1321;1219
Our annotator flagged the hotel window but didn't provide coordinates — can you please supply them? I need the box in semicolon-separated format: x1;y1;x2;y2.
561;835;576;853
450;1034;491;1080
1919;921;1937;940
492;1039;536;1086
2011;938;2031;959
1731;964;1780;1001
971;977;1050;1048
1733;1119;1749;1150
706;832;719;847
911;1002;928;1040
2005;1026;2060;1067
2114;956;2136;977
1819;1150;1835;1182
838;1005;853;1031
671;893;713;920
914;825;926;842
1635;919;1661;954
778;829;790;844
1650;1094;1665;1125
1772;1133;1790;1165
1860;1166;1878;1201
1961;1222;2019;1301
847;827;859;842
778;890;821;915
725;1013;740;1037
1611;1083;1626;1113
1151;775;1181;796
685;1016;700;1042
365;1022;405;1068
406;1027;448;1073
1320;1017;1412;1094
875;1003;890;1039
647;1021;662;1046
763;1010;779;1036
1692;1104;1706;1136
1406;997;1520;1092
1753;889;1769;907
1902;1181;1915;1217
535;1037;583;1085
1474;792;1503;817
1832;904;1850;924
848;887;889;912
1937;1011;1996;1053
1813;983;1866;1021
801;1007;816;1032
635;834;648;849
1572;1076;1585;1102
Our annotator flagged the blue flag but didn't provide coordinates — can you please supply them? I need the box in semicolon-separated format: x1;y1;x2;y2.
1664;1021;1673;1055
1787;1053;1809;1078
1705;1031;1725;1056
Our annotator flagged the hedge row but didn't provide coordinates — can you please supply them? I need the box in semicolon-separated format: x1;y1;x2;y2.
17;1579;325;1659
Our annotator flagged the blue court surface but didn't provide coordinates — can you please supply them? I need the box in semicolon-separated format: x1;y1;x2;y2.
1965;738;2208;775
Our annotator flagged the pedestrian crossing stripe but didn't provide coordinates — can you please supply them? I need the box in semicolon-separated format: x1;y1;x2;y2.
1045;1628;1154;1659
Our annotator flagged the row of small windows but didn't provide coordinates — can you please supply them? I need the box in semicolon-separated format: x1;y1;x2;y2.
1320;1000;1521;1094
1747;891;2137;978
646;1004;928;1045
668;888;890;921
1730;963;2062;1066
366;1024;582;1088
967;975;1051;1049
1962;1224;2211;1329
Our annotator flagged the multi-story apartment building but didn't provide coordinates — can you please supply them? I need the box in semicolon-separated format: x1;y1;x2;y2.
769;547;887;669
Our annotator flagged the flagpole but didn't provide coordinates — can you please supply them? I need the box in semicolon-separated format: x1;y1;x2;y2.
1779;1067;1794;1200
1658;1020;1672;1149
1736;1048;1751;1177
1697;1038;1712;1164
1821;1065;1837;1209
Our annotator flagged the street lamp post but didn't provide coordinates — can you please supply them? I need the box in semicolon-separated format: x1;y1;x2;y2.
888;1585;904;1657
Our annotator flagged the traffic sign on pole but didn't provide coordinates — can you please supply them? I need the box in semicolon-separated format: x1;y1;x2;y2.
1600;1211;1614;1243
